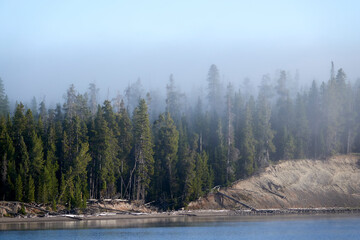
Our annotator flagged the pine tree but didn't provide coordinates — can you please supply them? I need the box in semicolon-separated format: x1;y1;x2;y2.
39;100;48;123
166;75;182;122
192;152;212;198
88;83;99;115
18;136;30;195
89;104;118;199
75;93;91;121
239;97;257;177
193;97;205;153
30;132;44;182
255;91;275;167
24;109;35;148
125;79;144;114
0;78;9;116
58;141;91;207
353;79;360;152
177;118;197;204
233;89;244;151
15;174;23;201
307;80;320;158
38;165;50;203
0;117;15;200
181;143;196;204
116;100;132;199
27;175;35;202
275;71;289;99
132;99;154;201
321;66;343;156
12;103;26;143
276;98;295;160
283;127;296;159
212;119;227;185
272;71;294;160
152;112;179;205
30;97;38;118
3;63;360;208
63;84;77;119
207;64;223;114
47;126;59;201
343;82;355;154
38;125;59;203
102;101;120;197
59;115;91;206
258;74;275;101
224;82;238;183
294;93;309;158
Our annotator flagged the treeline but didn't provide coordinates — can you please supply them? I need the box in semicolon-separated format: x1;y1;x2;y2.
0;62;360;210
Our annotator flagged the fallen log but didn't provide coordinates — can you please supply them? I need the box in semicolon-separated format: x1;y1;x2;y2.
0;205;19;216
21;203;52;213
89;205;138;214
261;186;286;199
0;201;56;214
217;191;257;211
178;213;197;217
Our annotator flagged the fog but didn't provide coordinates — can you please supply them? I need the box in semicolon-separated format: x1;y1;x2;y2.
2;0;360;210
1;1;360;106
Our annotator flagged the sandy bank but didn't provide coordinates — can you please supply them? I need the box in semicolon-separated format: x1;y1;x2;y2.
188;155;360;210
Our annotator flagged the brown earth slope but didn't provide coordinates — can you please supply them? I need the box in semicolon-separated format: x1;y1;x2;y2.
187;155;360;210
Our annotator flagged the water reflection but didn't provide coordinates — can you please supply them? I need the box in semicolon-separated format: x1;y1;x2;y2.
0;216;196;231
1;214;359;231
1;215;360;240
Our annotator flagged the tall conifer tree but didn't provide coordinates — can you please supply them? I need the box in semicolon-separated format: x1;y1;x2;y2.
132;99;154;201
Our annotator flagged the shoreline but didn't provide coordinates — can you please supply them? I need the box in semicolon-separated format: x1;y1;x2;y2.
1;208;360;225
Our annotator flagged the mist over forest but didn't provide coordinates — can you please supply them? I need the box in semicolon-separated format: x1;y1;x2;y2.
0;61;360;209
2;1;360;106
1;1;360;211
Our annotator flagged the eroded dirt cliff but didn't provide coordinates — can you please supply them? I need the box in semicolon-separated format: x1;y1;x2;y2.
187;155;360;210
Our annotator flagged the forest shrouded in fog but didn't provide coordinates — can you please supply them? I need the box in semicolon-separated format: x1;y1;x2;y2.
0;63;359;209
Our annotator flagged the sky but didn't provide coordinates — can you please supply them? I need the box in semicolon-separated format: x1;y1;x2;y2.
1;0;360;106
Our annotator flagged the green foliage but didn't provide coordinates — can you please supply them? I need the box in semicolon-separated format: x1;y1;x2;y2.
15;174;23;201
52;199;57;211
18;203;26;215
1;63;360;209
30;132;44;179
27;175;35;202
239;98;257;177
191;152;213;199
166;75;182;122
43;126;59;203
0;78;9;116
116;100;132;198
179;134;197;204
294;94;309;158
283;127;296;160
0;117;15;200
152;112;179;206
207;64;223;114
255;92;275;167
133;99;154;201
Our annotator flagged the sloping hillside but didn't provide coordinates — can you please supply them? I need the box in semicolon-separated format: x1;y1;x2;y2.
187;155;360;210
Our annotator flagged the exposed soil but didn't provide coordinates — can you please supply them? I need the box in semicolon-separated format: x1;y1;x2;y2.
187;155;360;210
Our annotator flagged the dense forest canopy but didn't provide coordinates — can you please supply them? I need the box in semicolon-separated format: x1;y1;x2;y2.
0;63;360;210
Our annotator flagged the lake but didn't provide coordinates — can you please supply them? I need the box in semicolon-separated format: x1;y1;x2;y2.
1;214;359;240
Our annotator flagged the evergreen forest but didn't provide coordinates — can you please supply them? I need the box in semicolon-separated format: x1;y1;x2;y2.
1;63;360;210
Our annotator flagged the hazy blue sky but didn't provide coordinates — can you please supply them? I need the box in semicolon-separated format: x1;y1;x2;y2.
1;0;360;105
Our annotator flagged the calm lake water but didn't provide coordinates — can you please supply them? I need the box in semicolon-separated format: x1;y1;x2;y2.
1;215;360;240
